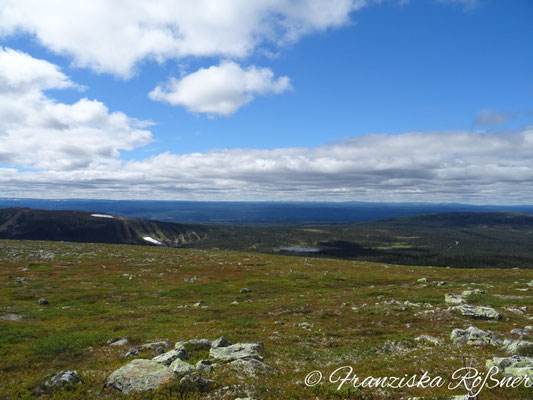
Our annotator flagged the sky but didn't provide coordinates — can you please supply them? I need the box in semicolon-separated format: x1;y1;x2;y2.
0;0;532;203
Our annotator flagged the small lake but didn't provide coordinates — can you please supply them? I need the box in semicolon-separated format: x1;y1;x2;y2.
279;246;320;253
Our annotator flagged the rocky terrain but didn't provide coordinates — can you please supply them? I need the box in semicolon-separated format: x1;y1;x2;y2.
1;239;533;399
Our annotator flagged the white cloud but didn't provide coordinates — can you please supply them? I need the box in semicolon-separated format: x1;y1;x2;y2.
0;46;75;91
0;47;152;170
149;61;291;115
3;128;533;204
0;0;365;78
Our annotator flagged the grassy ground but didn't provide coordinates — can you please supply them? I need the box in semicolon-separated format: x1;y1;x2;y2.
1;239;532;399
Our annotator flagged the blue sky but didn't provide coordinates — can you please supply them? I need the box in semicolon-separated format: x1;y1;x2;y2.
0;0;532;202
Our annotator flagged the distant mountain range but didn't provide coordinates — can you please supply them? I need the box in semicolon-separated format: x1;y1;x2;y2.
0;208;205;247
1;198;533;223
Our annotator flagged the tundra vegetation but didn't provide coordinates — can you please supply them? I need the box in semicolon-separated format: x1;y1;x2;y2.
1;239;532;399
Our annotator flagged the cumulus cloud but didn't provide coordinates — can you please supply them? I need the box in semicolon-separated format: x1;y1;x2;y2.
0;47;152;170
149;61;291;115
3;128;533;203
0;0;365;78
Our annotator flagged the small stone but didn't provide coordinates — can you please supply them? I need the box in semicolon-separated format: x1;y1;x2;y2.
194;301;205;307
211;336;231;348
108;337;129;346
15;277;29;283
196;359;214;373
153;347;188;365
415;335;444;346
274;321;284;326
139;341;171;351
21;267;30;272
37;298;49;305
154;346;165;356
44;370;82;388
231;301;239;305
417;277;428;283
0;313;23;321
124;348;140;358
169;359;195;375
240;288;251;293
462;289;486;297
445;293;465;304
210;342;264;362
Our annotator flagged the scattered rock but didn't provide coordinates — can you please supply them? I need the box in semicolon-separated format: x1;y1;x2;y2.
196;359;214;373
298;322;312;330
451;305;502;320
154;346;165;356
461;289;486;297
486;355;533;379
105;359;175;394
44;370;82;388
502;338;533;355
169;359;195;375
450;326;501;346
231;301;239;305
21;267;30;272
37;298;49;305
445;293;465;304
184;276;198;283
194;301;205;307
415;335;444;346
179;375;215;393
153;347;188;365
417;277;427;283
139;341;171;351
210;342;264;362
15;277;29;283
274;321;284;326
240;288;251;293
108;337;129;346
229;358;271;377
124;348;140;358
504;307;524;315
211;336;231;348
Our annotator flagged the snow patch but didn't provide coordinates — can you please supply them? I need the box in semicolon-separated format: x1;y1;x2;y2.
91;213;114;219
143;236;162;245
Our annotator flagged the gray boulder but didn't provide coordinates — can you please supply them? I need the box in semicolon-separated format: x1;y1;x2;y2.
486;355;533;379
450;326;501;346
45;370;82;388
169;359;195;375
153;347;188;365
502;338;533;355
451;305;501;320
209;342;264;362
105;359;175;394
37;298;49;305
240;288;251;293
229;358;271;377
